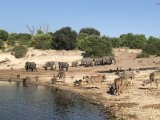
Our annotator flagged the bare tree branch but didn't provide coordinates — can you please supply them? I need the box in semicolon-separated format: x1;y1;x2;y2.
26;25;35;35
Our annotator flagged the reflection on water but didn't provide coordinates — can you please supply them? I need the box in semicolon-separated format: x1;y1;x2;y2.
0;81;107;120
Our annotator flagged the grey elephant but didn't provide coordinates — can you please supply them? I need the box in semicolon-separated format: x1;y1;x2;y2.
102;56;116;65
25;62;37;72
58;62;69;71
43;61;56;70
81;58;94;67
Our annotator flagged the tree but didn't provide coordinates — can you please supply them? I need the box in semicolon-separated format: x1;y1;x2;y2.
76;33;89;49
119;33;147;49
142;36;160;55
32;34;52;50
133;34;147;49
78;35;112;57
52;27;77;50
17;33;32;41
110;37;122;48
0;29;8;41
79;27;100;36
120;33;135;48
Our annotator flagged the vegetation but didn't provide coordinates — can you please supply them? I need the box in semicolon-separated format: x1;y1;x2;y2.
17;33;32;41
7;33;17;46
32;34;52;50
52;27;77;50
79;27;100;36
1;27;160;58
12;45;28;58
136;52;149;58
77;34;112;57
0;40;5;49
0;29;8;41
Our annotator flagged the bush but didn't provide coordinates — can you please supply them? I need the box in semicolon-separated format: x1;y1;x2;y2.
78;35;113;57
0;29;8;41
156;52;160;56
12;46;27;58
34;40;51;50
17;33;32;41
19;40;33;47
32;34;52;50
0;40;5;49
136;52;149;58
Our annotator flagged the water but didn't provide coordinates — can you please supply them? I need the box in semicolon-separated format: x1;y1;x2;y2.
0;81;107;120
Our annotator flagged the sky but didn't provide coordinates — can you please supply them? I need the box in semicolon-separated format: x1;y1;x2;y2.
0;0;160;37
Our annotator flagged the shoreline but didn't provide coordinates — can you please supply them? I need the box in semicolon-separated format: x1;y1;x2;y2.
0;78;126;120
32;82;117;120
0;66;160;120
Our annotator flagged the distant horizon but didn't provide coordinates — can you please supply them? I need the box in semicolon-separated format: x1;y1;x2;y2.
0;0;160;38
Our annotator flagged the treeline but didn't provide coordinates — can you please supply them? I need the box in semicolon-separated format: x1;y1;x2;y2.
0;27;160;58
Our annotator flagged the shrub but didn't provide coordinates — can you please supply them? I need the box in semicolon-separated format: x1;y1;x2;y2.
0;40;5;49
19;40;33;47
78;35;112;57
32;34;52;50
0;29;8;41
12;46;27;58
7;39;16;46
136;52;149;58
17;33;32;41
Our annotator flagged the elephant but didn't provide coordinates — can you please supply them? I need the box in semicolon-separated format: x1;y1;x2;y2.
43;61;56;70
58;62;69;71
71;61;79;67
94;58;103;66
25;62;37;72
102;56;116;65
81;58;94;67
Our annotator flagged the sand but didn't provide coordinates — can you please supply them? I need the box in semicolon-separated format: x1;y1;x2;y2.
0;48;160;120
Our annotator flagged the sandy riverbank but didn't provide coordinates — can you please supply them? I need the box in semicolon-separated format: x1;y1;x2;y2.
0;67;160;120
0;48;160;120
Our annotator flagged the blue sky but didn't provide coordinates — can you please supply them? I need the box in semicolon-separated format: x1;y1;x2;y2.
0;0;160;37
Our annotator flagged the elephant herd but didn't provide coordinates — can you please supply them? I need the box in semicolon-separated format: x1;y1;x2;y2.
24;56;116;72
80;56;116;67
25;61;69;72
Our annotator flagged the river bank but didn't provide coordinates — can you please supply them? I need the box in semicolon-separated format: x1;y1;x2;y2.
0;68;160;120
0;48;160;120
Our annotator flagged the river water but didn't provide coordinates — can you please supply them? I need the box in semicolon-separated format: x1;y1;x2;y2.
0;81;107;120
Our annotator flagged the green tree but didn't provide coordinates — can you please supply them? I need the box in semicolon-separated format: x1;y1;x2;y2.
77;33;89;49
0;29;8;41
79;27;100;36
17;33;32;41
142;36;160;55
32;34;52;50
133;34;147;49
110;37;122;48
78;35;112;57
120;33;135;48
52;27;77;50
